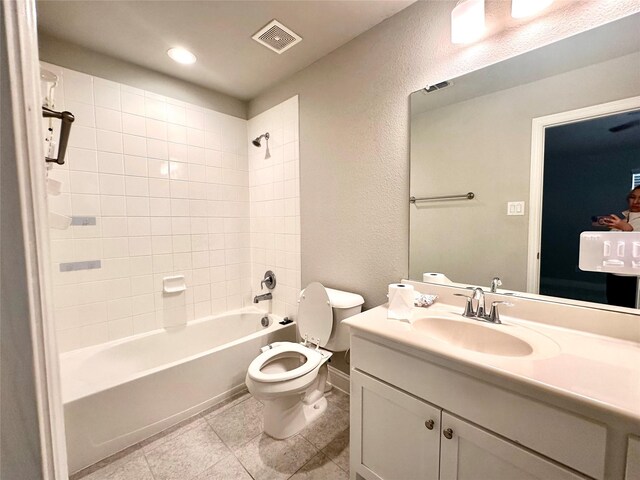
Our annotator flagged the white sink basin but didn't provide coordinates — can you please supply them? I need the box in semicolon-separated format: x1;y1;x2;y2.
412;316;557;358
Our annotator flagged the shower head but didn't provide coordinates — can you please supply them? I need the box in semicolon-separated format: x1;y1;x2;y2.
252;132;269;147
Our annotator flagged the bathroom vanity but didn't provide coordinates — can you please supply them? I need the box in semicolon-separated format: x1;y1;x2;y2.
345;286;640;480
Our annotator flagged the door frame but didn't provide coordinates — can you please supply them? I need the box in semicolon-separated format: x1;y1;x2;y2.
2;0;68;477
526;95;640;293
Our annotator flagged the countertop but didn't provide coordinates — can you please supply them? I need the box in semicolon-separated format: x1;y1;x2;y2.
344;302;640;423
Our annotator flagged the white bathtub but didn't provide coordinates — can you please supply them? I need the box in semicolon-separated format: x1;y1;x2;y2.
60;308;295;473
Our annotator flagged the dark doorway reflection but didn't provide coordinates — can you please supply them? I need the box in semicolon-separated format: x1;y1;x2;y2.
540;109;640;306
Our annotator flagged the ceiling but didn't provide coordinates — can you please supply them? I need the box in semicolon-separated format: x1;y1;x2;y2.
36;0;416;101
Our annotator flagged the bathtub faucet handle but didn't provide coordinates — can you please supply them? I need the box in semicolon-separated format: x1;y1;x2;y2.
261;270;276;290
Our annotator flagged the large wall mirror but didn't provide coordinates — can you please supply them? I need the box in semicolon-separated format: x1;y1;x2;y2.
409;14;640;312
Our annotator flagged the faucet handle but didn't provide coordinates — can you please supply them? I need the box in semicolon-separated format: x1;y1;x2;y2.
487;301;513;324
453;293;475;317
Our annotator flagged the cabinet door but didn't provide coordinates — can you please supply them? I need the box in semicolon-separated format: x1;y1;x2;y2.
440;412;587;480
351;370;441;480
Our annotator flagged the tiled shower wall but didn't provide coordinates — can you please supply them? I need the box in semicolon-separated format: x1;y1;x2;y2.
248;97;301;320
43;62;299;352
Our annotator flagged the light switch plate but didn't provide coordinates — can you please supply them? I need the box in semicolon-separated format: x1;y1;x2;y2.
507;201;525;216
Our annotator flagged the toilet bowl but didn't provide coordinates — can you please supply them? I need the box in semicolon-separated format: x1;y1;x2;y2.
245;282;364;439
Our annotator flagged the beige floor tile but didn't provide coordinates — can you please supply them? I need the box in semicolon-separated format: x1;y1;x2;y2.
321;427;349;473
290;452;349;480
299;402;349;450
72;447;153;480
325;388;350;412
192;453;253;480
145;421;231;480
206;396;264;450
235;433;318;480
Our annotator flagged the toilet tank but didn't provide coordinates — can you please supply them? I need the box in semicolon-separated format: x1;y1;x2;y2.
324;287;364;352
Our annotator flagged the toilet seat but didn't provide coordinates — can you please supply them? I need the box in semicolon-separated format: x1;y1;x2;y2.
247;342;326;383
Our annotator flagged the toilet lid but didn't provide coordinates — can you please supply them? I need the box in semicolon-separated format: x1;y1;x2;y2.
247;342;323;383
297;282;333;347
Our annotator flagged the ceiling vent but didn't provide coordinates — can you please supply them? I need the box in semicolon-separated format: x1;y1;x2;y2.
252;20;302;54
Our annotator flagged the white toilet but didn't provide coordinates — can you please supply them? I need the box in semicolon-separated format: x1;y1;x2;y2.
245;282;364;439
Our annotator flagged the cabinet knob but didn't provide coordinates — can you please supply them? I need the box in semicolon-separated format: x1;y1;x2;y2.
424;419;435;430
443;428;454;439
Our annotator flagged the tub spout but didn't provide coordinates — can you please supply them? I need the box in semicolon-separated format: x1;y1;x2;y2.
253;292;272;303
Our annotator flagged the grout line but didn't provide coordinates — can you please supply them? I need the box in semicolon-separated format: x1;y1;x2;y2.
142;452;158;480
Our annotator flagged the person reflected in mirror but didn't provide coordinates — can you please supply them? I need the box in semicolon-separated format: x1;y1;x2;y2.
603;186;640;308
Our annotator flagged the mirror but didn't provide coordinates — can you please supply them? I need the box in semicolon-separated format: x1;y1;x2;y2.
409;14;640;311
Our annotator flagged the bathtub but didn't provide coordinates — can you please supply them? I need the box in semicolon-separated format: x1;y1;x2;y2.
60;308;295;473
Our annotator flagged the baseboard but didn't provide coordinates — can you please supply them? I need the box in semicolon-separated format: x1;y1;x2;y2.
328;365;350;394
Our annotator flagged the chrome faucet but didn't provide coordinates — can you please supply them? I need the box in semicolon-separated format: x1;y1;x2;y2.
253;292;272;303
472;287;486;318
455;287;511;324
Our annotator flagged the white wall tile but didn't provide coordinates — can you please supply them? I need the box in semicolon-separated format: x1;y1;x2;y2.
69;125;97;150
102;217;128;237
126;196;150;216
48;66;299;352
145;97;167;121
128;217;151;237
151;217;172;236
63;70;93;104
123;134;147;157
121;92;145;116
100;195;126;216
70;171;99;194
129;237;152;256
95;107;122;132
68;148;98;172
99;174;125;196
66;100;95;128
125;176;149;197
96;130;123;154
146;118;167;141
122;113;146;136
148;159;169;178
167;103;187;125
98;152;124;174
168;142;188;162
71;194;100;215
147;139;168;160
167;124;187;144
148;178;170;198
94;79;121;110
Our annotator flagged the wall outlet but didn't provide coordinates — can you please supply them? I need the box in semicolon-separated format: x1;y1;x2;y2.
507;201;525;216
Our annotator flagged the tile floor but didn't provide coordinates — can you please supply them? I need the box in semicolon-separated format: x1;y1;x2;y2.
71;388;350;480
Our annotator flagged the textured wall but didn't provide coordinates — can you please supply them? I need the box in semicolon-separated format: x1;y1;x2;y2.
249;0;640;309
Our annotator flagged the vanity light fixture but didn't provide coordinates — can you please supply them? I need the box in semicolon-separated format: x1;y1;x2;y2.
451;0;485;44
511;0;554;19
167;47;197;65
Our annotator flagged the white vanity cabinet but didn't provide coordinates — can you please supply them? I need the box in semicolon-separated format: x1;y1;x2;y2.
351;370;585;480
348;333;610;480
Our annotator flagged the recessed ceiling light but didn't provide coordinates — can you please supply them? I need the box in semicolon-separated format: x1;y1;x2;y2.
167;47;196;65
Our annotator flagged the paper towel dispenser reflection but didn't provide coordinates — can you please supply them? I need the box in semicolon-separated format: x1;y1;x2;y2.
579;232;640;274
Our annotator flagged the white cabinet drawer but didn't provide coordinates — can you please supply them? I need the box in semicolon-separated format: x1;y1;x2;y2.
351;335;607;479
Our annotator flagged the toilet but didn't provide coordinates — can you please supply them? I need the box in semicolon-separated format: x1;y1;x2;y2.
245;282;364;439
